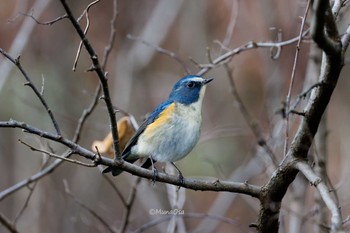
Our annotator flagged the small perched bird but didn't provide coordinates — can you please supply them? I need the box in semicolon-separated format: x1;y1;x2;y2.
103;75;213;179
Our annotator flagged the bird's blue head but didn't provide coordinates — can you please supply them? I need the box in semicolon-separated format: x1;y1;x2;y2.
168;75;213;105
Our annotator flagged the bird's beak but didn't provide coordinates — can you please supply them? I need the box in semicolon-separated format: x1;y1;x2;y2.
203;78;214;85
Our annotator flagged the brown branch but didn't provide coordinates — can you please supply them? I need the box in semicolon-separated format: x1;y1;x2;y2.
224;64;278;166
119;177;141;233
72;0;100;71
22;12;68;25
0;49;61;135
196;29;310;76
0;212;18;233
284;0;311;156
295;161;343;231
133;212;238;233
256;0;345;232
60;0;121;159
311;0;342;57
63;180;117;233
0;120;261;198
19;139;97;167
127;34;191;74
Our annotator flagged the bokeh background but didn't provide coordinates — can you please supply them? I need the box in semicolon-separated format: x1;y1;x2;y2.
1;0;350;232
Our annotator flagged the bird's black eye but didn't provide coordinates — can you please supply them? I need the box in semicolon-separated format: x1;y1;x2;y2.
186;81;195;88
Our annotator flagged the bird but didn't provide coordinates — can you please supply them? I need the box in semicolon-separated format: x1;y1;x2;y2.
103;75;213;180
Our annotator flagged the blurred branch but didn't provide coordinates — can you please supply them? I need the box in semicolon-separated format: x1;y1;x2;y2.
133;212;238;233
119;177;141;233
13;178;38;225
22;12;68;25
102;175;127;206
256;0;345;232
19;139;99;167
0;212;19;233
127;34;191;74
196;29;310;76
0;49;61;135
0;119;261;197
0;0;51;92
60;0;121;159
295;161;342;231
63;180;117;233
73;0;100;71
311;0;341;57
101;0;118;68
0;0;117;202
284;0;311;156
224;64;278;166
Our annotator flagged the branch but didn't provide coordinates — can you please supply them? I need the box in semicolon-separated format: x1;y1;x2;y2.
127;34;191;74
59;0;121;159
257;1;344;231
19;139;98;167
0;212;18;233
284;0;311;156
295;161;343;231
311;0;342;57
72;0;100;71
119;177;141;233
196;29;310;76
63;180;117;233
0;120;261;197
0;49;61;135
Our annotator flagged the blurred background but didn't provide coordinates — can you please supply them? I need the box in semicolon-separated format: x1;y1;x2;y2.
0;0;350;232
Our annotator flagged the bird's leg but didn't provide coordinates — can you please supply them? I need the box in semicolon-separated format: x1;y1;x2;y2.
171;162;184;185
150;155;158;183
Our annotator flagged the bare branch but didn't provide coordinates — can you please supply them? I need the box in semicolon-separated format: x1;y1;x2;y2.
224;64;278;166
311;0;342;57
284;0;311;156
119;177;141;233
296;161;343;231
19;139;97;167
63;180;117;233
0;212;19;233
0;49;61;135
196;29;310;76
72;0;101;71
60;0;121;159
22;12;68;25
127;34;191;74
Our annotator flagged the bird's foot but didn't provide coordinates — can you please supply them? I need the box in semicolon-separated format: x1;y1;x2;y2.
152;167;158;184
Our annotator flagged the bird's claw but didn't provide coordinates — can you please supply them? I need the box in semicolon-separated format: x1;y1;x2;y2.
152;167;158;184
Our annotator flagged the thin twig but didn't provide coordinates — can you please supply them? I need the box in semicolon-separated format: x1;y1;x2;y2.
60;0;121;159
102;175;127;206
0;49;61;135
295;161;343;231
127;34;191;74
22;12;68;25
0;119;261;197
196;29;310;76
0;212;19;233
19;139;97;167
119;177;141;233
283;0;311;156
224;64;278;166
133;212;238;233
102;0;118;68
73;0;100;71
63;180;117;233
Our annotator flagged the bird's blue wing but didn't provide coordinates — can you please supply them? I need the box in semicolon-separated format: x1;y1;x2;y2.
103;100;173;176
121;99;173;160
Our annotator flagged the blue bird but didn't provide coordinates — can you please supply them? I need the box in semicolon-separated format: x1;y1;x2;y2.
103;75;213;179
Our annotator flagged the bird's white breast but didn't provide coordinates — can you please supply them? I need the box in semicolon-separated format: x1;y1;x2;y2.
132;86;207;162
